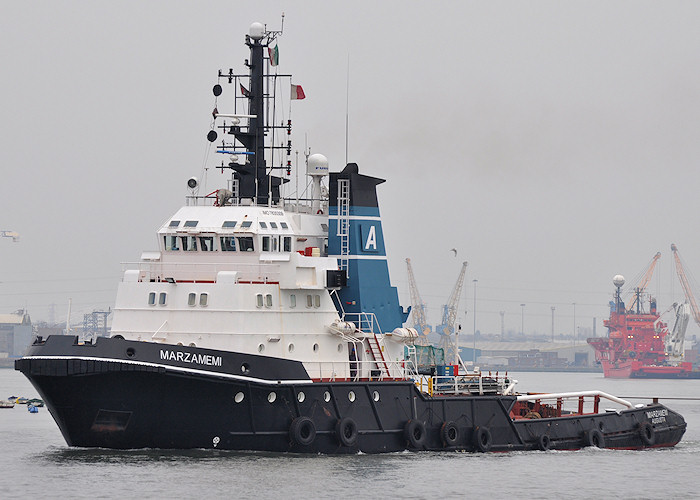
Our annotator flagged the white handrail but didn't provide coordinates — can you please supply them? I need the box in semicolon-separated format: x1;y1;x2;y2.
516;390;633;409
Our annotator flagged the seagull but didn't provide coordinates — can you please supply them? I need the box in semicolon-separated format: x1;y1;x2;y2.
450;248;457;257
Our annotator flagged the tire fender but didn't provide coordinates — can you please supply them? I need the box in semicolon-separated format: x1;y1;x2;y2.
404;419;426;449
335;417;359;447
289;416;316;446
473;426;492;452
440;421;459;448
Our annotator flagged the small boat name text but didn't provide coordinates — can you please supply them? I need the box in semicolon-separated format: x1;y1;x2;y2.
160;350;222;367
646;408;667;424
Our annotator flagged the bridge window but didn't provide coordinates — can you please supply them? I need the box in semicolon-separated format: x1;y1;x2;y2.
262;236;271;252
283;236;291;252
220;236;236;251
280;222;288;229
188;293;196;306
164;235;179;251
181;235;197;251
222;221;237;228
169;220;180;227
270;222;278;229
259;222;268;229
199;293;208;306
238;237;254;252
240;221;253;229
184;220;198;227
199;236;215;251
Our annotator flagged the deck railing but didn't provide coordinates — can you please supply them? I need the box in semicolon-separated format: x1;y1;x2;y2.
121;261;281;284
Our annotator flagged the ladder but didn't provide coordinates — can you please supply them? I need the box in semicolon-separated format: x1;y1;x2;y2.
367;334;391;379
337;179;350;272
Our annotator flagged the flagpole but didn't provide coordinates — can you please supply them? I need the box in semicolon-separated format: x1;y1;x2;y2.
345;54;350;165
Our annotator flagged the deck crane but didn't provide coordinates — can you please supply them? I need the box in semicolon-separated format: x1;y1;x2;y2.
405;258;431;345
671;243;700;327
436;261;468;361
0;231;19;242
625;251;661;313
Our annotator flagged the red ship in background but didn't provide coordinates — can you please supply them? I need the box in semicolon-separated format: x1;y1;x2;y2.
588;245;700;379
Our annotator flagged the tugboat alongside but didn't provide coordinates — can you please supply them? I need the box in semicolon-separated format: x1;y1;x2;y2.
16;21;686;453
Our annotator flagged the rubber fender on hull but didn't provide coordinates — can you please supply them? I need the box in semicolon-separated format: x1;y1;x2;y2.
440;421;459;448
335;417;358;447
404;419;426;449
584;428;605;448
473;426;492;452
639;422;655;446
290;416;316;446
537;434;551;451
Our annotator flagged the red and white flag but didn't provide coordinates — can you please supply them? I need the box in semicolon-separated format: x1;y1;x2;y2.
291;84;305;100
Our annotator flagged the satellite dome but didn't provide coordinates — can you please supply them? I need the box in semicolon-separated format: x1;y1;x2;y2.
613;275;625;288
307;153;329;176
249;22;265;40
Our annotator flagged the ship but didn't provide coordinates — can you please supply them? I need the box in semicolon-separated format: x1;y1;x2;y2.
16;20;686;453
588;274;700;379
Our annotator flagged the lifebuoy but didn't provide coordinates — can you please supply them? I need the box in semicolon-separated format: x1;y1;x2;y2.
289;416;316;446
335;417;358;447
404;419;426;449
585;428;605;448
473;426;492;452
537;434;551;451
639;422;655;446
440;421;459;448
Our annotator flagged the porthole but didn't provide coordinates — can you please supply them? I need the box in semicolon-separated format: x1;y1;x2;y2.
189;342;196;347
324;391;331;403
337;344;343;353
265;294;273;308
290;294;296;308
188;293;196;306
373;391;380;402
258;343;265;353
268;392;277;403
306;294;313;308
148;292;156;305
297;391;305;403
241;363;250;374
313;343;319;353
348;391;356;402
234;392;245;403
126;347;135;358
159;292;167;305
199;293;208;306
256;294;263;308
288;343;295;353
314;294;321;308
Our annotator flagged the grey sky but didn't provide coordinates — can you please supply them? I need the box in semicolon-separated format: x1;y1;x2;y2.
2;1;700;339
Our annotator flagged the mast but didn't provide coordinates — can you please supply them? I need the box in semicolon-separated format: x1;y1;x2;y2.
211;22;287;206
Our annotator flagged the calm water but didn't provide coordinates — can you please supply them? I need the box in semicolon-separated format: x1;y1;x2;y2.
2;368;699;499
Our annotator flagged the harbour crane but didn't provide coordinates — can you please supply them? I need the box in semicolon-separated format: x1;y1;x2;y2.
625;251;661;313
436;261;468;360
0;231;19;242
405;258;431;345
671;243;700;328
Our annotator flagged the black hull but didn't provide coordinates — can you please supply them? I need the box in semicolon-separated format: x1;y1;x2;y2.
16;336;687;453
